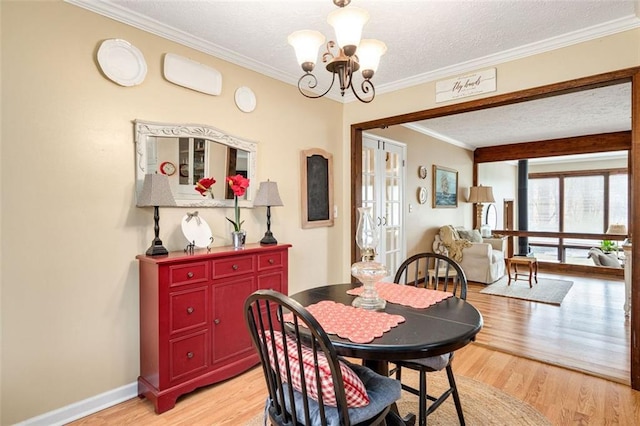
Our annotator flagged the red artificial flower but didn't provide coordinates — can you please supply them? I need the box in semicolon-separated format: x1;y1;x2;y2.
226;175;250;231
195;177;216;197
227;175;250;197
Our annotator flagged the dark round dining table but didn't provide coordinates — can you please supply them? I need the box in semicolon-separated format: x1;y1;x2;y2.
289;282;483;375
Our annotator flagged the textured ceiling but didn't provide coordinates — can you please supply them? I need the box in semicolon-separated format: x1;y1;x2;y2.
409;82;632;149
68;0;639;150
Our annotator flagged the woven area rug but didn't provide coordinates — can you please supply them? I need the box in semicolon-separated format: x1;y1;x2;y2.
480;276;573;305
244;369;551;425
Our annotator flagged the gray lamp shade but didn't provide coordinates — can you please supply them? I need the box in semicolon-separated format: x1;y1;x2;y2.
253;181;284;207
137;174;177;207
606;224;627;235
467;185;495;204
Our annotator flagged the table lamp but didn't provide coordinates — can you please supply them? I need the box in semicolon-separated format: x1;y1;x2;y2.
137;173;176;255
606;223;627;259
253;180;284;245
468;185;495;231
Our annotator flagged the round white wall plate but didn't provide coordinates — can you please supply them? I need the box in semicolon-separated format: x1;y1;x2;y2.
234;86;256;112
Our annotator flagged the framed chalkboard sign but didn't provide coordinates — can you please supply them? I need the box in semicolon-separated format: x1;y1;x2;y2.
301;148;334;229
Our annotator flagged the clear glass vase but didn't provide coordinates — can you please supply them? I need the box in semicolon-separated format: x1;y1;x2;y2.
351;207;387;310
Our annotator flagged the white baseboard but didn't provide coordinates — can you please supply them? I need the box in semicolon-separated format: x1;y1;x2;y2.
15;382;138;426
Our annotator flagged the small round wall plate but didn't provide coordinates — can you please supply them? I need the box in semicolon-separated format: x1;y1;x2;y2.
234;86;256;112
97;39;147;86
181;214;213;248
418;166;427;179
417;187;428;204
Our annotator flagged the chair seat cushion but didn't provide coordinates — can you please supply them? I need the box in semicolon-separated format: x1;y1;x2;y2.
265;331;369;407
270;361;402;426
397;353;451;371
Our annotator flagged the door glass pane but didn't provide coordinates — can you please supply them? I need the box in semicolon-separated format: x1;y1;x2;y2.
564;176;604;233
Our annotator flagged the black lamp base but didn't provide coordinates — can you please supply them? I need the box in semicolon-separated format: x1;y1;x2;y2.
146;237;169;256
260;231;278;246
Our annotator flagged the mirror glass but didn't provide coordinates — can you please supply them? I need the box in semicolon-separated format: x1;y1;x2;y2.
135;120;257;207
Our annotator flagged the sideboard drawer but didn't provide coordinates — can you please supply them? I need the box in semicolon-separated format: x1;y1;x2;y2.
170;286;208;335
258;251;283;270
212;256;255;279
169;330;209;382
169;262;209;287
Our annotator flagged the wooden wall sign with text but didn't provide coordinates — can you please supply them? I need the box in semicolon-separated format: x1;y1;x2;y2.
436;68;497;103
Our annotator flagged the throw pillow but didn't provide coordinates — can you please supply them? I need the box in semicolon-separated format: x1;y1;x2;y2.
264;331;370;407
457;229;483;243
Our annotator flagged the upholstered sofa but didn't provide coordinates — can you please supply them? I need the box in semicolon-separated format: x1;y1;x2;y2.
433;225;506;284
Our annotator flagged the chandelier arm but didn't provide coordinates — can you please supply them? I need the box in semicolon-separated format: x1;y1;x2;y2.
296;72;337;99
350;79;375;103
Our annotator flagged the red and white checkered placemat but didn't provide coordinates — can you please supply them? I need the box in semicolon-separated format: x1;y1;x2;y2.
284;300;405;344
347;282;453;309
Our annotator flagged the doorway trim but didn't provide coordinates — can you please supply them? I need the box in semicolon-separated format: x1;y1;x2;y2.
350;66;640;389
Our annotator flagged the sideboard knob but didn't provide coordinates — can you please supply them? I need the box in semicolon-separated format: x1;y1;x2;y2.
214;318;220;324
187;352;194;359
232;264;239;270
187;307;194;314
187;272;194;278
268;258;274;264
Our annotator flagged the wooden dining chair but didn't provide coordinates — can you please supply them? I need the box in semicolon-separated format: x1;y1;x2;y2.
244;289;401;426
393;252;468;426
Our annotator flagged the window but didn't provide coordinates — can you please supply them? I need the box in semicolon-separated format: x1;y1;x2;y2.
528;169;628;264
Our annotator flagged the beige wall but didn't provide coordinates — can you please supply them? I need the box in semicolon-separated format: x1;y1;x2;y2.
1;0;639;423
367;126;474;255
0;2;345;423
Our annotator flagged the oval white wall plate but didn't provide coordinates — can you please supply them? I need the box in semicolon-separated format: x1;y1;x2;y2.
97;39;147;86
163;53;222;95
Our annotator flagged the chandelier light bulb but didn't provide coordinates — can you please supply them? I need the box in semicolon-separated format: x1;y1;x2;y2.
357;39;387;77
327;6;369;56
288;30;326;72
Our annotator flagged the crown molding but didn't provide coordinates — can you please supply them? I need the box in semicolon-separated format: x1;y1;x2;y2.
368;14;640;101
67;1;638;105
402;123;475;151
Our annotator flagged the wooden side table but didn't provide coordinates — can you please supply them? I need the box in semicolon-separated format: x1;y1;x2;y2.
506;256;538;287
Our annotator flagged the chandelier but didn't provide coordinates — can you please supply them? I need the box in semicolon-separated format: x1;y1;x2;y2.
288;0;387;103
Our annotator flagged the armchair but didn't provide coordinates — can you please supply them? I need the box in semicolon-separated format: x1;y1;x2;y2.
433;225;506;284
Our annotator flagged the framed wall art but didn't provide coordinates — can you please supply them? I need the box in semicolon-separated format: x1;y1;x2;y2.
432;165;458;208
301;148;334;229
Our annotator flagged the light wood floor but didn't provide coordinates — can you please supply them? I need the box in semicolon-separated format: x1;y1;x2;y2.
72;272;639;425
467;272;630;384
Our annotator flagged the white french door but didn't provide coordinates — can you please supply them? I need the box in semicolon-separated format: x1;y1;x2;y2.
362;134;406;279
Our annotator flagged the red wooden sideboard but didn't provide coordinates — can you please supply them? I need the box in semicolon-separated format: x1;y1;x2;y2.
136;243;291;413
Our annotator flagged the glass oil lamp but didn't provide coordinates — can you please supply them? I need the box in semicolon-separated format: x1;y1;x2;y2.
351;207;387;310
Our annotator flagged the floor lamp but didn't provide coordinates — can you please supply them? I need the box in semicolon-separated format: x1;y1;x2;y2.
137;173;176;256
253;180;284;245
468;185;495;231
